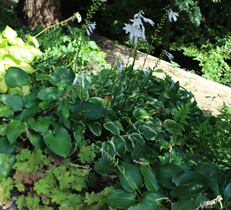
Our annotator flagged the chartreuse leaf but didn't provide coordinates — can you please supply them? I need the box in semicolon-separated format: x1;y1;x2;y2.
5;67;30;88
7;120;25;144
172;199;197;210
111;135;126;157
94;157;117;177
140;166;159;192
0;94;23;111
0;136;16;154
154;163;184;189
102;189;136;209
119;162;143;193
103;121;120;135
28;116;51;135
0;154;16;181
88;122;102;136
78;145;96;164
2;26;17;39
0;177;14;207
224;182;231;206
44;127;72;158
139;191;165;210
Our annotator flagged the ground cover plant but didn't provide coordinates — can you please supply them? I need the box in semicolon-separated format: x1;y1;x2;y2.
0;0;231;209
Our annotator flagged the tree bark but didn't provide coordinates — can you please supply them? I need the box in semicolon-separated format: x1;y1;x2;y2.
16;0;62;30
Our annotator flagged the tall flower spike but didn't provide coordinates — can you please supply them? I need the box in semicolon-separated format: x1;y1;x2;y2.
85;22;96;36
164;51;174;61
81;71;85;89
168;10;179;22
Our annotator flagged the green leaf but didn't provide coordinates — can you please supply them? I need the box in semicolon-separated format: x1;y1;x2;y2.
2;26;17;39
44;127;72;157
131;143;156;165
62;106;69;120
78;145;96;164
133;108;148;120
139;191;164;210
0;136;16;154
119;162;143;193
111;135;126;157
140;166;159;192
0;123;7;136
102;189;136;209
88;122;102;136
0;94;24;111
138;125;157;140
0;154;16;181
37;87;59;100
5;67;30;88
224;182;231;206
171;184;208;199
163;119;183;135
29;132;46;150
50;67;74;87
28;116;51;135
154;163;184;189
19;107;39;121
173;199;197;210
128;204;149;210
94;157;117;176
7;120;25;144
0;105;14;117
128;133;145;145
102;141;116;159
103;121;120;135
24;95;40;108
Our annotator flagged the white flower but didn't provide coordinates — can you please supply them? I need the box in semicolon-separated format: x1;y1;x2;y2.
124;56;130;63
117;60;123;73
168;10;179;22
101;0;107;2
123;11;154;46
76;13;82;23
81;71;85;89
85;22;96;36
164;51;174;61
72;75;78;85
72;72;92;89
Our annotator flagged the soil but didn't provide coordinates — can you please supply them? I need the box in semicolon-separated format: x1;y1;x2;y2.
90;34;231;116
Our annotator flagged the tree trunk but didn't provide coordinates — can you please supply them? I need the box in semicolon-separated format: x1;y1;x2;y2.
16;0;62;30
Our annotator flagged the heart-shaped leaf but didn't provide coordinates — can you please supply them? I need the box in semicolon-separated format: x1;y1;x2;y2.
29;132;46;150
111;135;126;157
44;127;72;157
0;95;23;111
50;67;74;87
28;116;51;135
5;67;30;88
103;121;120;135
102;141;116;159
88;122;102;136
133;108;148;120
138;125;157;140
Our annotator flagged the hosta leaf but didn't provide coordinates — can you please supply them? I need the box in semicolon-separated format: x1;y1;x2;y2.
102;141;116;159
88;122;102;136
102;189;136;209
139;191;164;210
173;199;197;210
128;133;145;145
2;26;17;39
0;136;16;154
119;162;143;193
138;125;157;140
37;87;59;101
0;105;14;117
171;184;207;199
5;67;30;88
7;120;25;144
140;166;159;192
224;182;231;206
111;135;126;157
103;121;120;135
128;204;149;210
163;119;183;135
94;156;117;176
24;95;40;108
133;108;148;120
154;163;184;189
0;94;23;111
131;143;156;165
50;67;74;87
44;127;72;157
